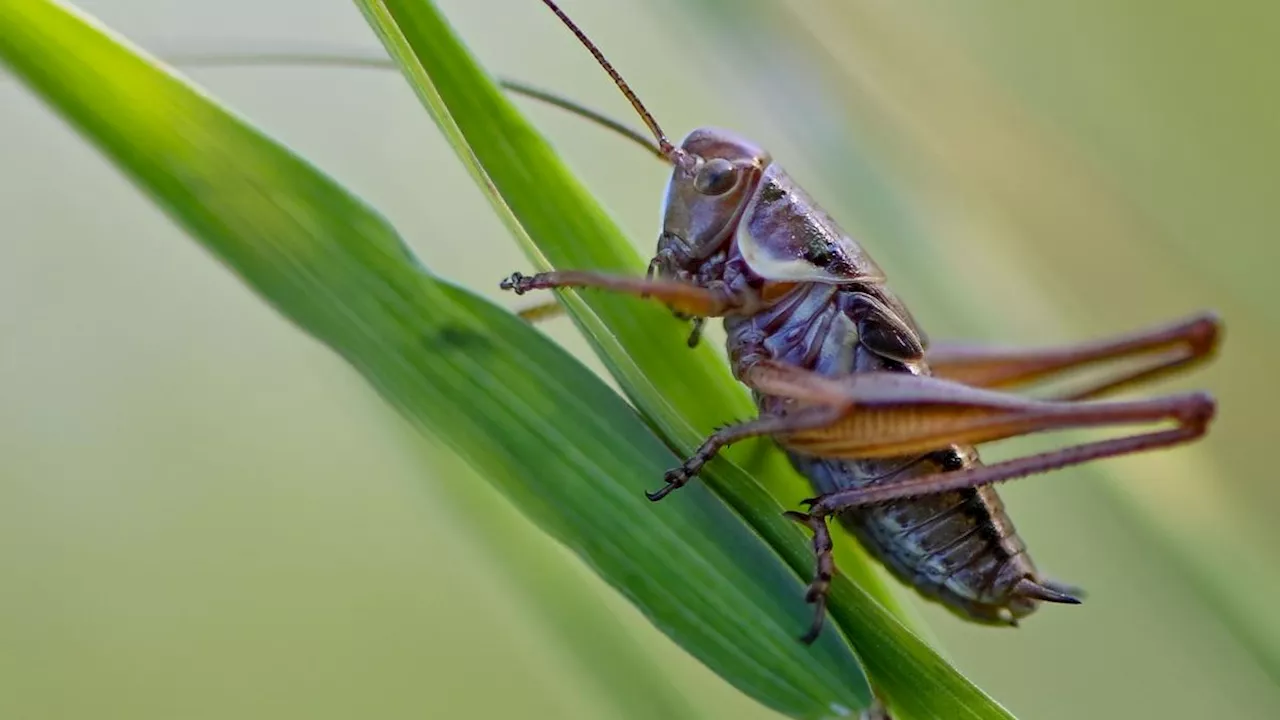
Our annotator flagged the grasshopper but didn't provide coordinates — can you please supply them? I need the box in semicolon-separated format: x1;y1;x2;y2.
498;0;1220;643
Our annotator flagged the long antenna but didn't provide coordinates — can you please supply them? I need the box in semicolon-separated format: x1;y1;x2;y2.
500;78;668;161
162;51;667;160
539;0;684;164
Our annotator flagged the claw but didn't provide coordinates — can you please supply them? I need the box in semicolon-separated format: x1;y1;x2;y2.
646;466;692;502
644;484;675;502
798;595;827;645
499;272;528;294
686;317;706;348
783;509;812;524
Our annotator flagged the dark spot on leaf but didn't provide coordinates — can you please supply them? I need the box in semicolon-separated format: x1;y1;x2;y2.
426;324;492;354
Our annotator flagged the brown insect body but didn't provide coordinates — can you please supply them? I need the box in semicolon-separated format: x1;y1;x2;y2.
657;129;1044;624
501;0;1218;642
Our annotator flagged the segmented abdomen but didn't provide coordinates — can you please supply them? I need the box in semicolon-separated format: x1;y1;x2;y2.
790;451;1038;624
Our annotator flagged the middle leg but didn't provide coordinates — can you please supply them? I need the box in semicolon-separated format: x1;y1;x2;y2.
646;404;846;501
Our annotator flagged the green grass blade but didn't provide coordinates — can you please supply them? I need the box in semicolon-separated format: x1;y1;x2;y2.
404;448;706;717
352;1;1013;718
0;1;885;717
409;449;704;719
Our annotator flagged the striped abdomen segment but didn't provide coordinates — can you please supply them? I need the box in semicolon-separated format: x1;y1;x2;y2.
790;450;1041;624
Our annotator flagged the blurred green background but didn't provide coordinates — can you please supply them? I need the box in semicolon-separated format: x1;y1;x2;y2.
1;0;1276;718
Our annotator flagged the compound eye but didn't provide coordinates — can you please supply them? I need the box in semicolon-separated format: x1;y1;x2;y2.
693;158;738;195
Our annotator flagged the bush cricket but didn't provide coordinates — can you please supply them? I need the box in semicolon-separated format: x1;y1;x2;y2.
498;0;1221;643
